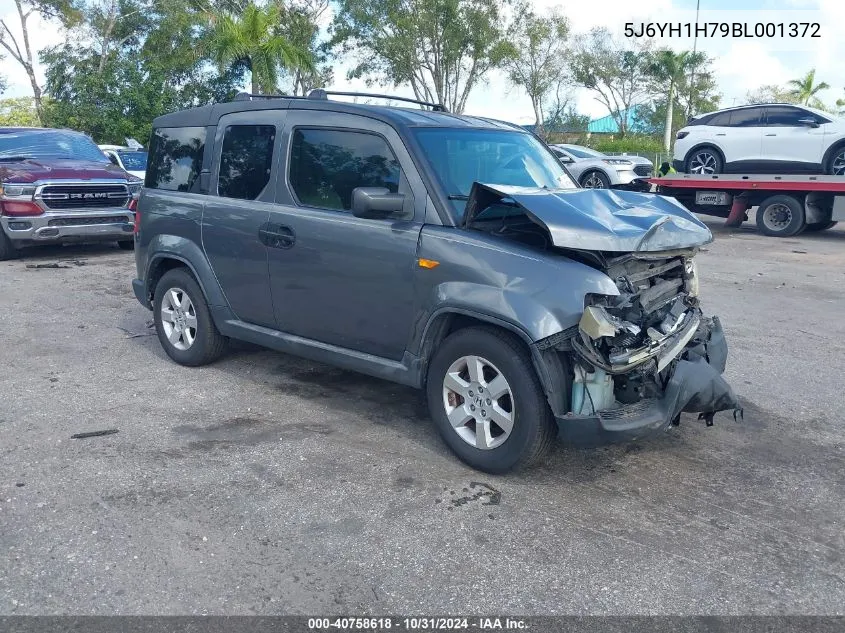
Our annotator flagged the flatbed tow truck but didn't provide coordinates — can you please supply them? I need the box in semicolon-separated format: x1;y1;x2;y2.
648;173;845;237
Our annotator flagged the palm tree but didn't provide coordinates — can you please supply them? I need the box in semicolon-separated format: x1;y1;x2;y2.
786;69;830;108
205;2;312;95
648;50;702;154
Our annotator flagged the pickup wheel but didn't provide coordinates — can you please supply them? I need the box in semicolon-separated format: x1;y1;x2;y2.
153;268;227;366
0;229;18;261
755;194;806;237
426;327;555;473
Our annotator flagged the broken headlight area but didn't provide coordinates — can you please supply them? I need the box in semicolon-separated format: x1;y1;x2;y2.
566;251;739;428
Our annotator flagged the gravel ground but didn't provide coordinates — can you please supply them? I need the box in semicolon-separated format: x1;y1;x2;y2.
1;215;844;615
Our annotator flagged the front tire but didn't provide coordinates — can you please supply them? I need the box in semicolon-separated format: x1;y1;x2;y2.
426;327;555;473
153;268;227;366
685;147;723;175
826;145;845;176
755;194;806;237
0;230;17;261
580;170;610;189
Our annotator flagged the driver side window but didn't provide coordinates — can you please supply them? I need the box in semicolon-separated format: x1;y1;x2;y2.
288;128;406;216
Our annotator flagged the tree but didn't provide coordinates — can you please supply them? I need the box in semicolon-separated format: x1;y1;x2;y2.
501;8;568;139
787;69;830;108
0;97;41;125
647;49;706;153
0;0;82;123
277;0;333;96
330;0;514;113
204;2;312;95
569;27;653;137
745;84;797;105
40;0;245;142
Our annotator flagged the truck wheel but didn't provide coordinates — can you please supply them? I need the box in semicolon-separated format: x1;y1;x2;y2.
755;195;806;237
117;240;135;250
805;220;837;232
580;171;610;189
0;230;17;261
425;326;555;473
153;268;227;366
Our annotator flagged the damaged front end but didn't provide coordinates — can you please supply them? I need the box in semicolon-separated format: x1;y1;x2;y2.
560;250;740;443
460;182;740;443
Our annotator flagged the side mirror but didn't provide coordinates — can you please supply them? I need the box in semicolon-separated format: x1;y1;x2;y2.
798;117;820;128
351;187;405;218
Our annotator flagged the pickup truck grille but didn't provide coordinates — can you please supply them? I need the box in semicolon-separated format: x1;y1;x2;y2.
48;215;130;227
633;165;652;177
39;184;129;210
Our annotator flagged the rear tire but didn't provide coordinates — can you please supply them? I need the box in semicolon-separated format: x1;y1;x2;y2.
117;240;135;251
825;144;845;176
805;220;837;232
755;194;806;237
685;147;723;175
153;268;227;366
0;230;16;261
425;326;555;473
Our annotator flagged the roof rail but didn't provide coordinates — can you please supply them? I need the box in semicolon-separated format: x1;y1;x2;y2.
307;89;447;112
230;89;448;112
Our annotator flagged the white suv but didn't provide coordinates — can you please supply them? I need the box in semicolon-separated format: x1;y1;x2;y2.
672;104;845;176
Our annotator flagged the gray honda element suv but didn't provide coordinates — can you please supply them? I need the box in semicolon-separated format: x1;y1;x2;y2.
132;90;738;473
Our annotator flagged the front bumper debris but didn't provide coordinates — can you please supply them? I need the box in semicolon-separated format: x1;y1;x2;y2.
556;314;739;445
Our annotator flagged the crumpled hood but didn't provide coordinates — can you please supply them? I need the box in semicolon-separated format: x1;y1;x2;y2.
463;183;713;252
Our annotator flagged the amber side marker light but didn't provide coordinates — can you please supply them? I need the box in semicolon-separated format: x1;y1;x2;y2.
417;258;440;269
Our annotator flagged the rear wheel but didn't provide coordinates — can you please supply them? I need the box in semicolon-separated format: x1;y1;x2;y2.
580;170;610;189
425;326;555;473
685;147;723;175
755;194;806;237
153;268;227;366
826;145;845;176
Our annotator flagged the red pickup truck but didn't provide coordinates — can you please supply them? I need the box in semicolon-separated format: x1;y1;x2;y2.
0;127;141;260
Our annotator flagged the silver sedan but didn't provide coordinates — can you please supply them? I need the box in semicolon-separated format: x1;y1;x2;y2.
550;144;652;189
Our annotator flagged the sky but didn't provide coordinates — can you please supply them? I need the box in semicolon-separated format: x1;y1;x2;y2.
1;0;843;124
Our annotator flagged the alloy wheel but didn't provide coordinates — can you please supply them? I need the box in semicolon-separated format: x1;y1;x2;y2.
582;173;606;188
441;355;515;450
160;287;198;351
688;151;719;174
832;150;845;176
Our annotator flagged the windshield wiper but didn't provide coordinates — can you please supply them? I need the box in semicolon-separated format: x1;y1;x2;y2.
447;194;469;200
0;155;35;162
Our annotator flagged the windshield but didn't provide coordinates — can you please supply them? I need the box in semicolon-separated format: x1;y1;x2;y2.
117;150;148;171
0;129;110;163
562;145;604;159
413;128;577;218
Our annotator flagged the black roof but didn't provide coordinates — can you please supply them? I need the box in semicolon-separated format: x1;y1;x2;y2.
152;96;522;132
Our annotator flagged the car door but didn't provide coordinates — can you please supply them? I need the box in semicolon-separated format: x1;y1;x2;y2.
267;110;424;361
719;107;765;168
760;105;827;171
201;111;283;328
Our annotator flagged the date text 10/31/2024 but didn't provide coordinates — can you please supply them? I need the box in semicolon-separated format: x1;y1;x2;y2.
307;617;529;630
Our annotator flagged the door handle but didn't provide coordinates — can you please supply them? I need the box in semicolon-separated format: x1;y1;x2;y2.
715;133;726;136
259;223;296;249
765;133;777;137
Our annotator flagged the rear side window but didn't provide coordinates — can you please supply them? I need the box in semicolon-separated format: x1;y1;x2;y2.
146;126;206;192
217;125;275;200
704;112;732;126
288;128;400;212
728;108;763;127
